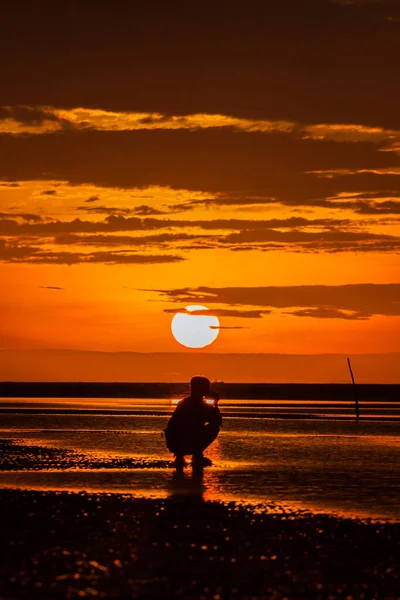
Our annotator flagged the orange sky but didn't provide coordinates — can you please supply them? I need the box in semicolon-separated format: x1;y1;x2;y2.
0;1;399;381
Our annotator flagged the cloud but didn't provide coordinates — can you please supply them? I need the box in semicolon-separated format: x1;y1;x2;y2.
163;307;271;318
0;239;40;261
2;105;400;150
149;284;400;319
173;195;400;215
0;212;42;222
170;191;400;216
0;238;184;265
308;168;400;177
132;205;166;216
170;196;277;211
2;1;400;131
32;252;184;265
0;215;146;235
75;205;132;216
84;195;100;203
0;106;297;136
0;106;67;135
53;232;213;247
287;308;369;320
75;204;167;217
39;285;64;290
1;211;399;256
1;129;399;209
209;325;248;330
350;200;400;214
220;228;398;247
0;215;358;236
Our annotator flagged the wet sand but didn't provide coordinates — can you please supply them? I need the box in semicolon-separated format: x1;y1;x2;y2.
0;440;172;471
2;396;400;599
1;440;400;599
1;488;399;599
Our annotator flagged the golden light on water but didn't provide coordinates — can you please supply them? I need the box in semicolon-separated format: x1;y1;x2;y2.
171;398;216;405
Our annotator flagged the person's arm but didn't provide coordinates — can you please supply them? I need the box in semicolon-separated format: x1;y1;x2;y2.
165;401;184;431
206;403;222;428
209;388;220;403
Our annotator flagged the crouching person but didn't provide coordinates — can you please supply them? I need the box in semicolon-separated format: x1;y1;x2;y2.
165;376;222;470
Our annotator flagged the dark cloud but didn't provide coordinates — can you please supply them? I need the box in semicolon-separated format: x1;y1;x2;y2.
0;238;184;264
287;308;369;320
220;228;398;246
53;232;213;246
41;189;57;195
172;193;400;215
1;213;399;255
351;200;400;214
19;250;183;265
0;212;42;222
240;239;400;253
0;215;358;236
0;2;399;265
1;128;399;203
0;106;63;125
132;205;165;216
163;307;271;318
149;284;400;318
0;215;147;235
209;325;248;330
170;196;276;211
1;1;400;128
0;238;40;260
75;204;167;217
39;285;64;290
75;205;132;216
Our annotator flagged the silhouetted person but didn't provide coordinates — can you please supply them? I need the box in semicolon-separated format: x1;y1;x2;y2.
165;376;222;470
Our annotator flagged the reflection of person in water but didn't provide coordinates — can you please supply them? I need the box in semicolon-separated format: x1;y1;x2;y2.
165;376;222;470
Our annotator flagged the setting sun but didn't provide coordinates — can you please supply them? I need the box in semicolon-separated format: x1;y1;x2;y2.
171;305;220;348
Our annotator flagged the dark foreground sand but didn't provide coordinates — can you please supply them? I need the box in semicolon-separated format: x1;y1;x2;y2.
1;487;399;600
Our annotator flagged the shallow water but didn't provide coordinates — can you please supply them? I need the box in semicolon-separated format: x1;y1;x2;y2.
1;397;399;520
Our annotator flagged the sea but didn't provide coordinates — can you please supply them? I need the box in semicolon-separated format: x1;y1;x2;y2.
1;394;399;521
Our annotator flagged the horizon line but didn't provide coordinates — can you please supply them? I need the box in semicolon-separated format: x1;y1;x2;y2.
1;349;399;356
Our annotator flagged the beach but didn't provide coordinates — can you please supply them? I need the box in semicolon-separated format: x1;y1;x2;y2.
1;488;399;599
1;396;399;598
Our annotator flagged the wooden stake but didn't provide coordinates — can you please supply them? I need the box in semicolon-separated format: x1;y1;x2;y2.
347;357;359;420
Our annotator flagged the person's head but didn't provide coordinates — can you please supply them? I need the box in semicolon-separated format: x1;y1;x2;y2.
190;376;211;398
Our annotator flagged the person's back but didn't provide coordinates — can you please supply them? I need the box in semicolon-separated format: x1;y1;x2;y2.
165;376;222;470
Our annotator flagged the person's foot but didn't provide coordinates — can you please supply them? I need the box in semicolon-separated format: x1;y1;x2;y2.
173;455;187;470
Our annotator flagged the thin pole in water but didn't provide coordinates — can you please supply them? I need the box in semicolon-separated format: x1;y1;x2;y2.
347;357;359;420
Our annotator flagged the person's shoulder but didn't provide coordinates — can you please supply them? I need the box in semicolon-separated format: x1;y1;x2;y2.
178;396;191;407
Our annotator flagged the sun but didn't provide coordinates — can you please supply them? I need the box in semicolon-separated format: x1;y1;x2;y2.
171;305;220;348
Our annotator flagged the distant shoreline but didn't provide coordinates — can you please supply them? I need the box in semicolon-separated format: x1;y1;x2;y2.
1;382;399;400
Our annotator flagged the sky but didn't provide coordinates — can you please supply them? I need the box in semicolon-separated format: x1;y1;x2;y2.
1;0;399;382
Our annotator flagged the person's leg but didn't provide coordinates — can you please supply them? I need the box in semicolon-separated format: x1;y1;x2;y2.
201;425;220;450
191;425;220;468
173;454;187;470
191;451;207;470
191;438;206;469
